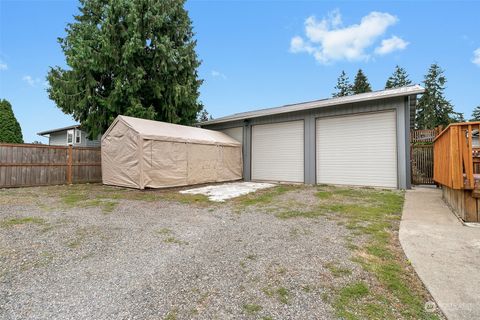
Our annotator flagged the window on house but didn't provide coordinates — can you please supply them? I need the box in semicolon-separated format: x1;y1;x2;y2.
67;130;74;145
75;130;81;144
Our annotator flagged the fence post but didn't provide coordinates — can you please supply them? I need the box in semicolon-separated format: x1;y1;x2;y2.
67;146;73;184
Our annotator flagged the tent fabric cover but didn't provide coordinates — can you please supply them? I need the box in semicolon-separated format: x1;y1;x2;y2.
102;116;242;189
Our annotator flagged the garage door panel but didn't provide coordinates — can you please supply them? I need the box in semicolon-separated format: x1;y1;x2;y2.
316;111;397;188
252;121;304;182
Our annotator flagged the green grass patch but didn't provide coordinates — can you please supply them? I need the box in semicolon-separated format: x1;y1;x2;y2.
161;192;211;205
316;190;333;199
163;236;188;245
156;228;172;235
318;185;441;319
235;185;299;207
325;262;352;277
246;254;257;260
276;287;289;304
243;303;262;314
333;282;370;319
66;227;91;249
164;309;177;320
275;209;325;219
1;216;46;228
302;285;312;293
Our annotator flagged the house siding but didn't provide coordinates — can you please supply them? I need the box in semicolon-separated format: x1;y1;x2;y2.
202;96;413;189
48;129;100;147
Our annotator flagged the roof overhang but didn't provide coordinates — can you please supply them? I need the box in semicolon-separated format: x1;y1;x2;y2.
201;85;425;126
37;124;80;136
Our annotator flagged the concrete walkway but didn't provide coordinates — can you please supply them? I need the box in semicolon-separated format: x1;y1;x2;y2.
400;187;480;320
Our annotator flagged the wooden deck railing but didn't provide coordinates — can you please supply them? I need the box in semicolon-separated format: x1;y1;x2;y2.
433;122;480;189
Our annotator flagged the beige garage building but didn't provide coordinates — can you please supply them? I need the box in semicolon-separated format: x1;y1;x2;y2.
102;116;242;189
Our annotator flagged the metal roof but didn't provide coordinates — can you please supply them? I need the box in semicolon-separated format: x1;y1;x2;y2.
201;84;425;126
37;124;80;136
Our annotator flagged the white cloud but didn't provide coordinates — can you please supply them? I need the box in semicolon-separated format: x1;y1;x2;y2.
0;60;7;71
290;10;406;64
374;36;409;55
22;75;44;87
211;70;227;79
473;48;480;66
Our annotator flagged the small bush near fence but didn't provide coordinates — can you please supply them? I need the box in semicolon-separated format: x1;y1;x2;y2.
0;143;101;188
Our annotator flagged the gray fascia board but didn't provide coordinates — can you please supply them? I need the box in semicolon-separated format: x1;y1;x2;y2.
201;85;425;126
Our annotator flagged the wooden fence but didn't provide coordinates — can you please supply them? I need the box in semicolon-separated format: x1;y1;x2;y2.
0;143;101;188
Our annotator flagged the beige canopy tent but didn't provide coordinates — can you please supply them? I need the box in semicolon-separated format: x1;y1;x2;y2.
101;116;242;189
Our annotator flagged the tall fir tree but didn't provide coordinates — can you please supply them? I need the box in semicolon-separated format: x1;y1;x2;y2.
471;106;480;121
352;69;372;94
332;70;352;97
197;109;213;122
415;63;458;129
47;0;203;138
0;99;23;143
385;65;412;89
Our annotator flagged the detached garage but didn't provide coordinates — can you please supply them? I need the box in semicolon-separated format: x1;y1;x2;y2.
201;85;425;189
102;116;242;189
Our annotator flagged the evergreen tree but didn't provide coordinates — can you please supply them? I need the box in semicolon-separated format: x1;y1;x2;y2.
47;0;203;138
471;105;480;121
197;109;213;122
415;63;457;129
352;69;372;94
0;99;23;143
385;65;412;89
332;70;352;97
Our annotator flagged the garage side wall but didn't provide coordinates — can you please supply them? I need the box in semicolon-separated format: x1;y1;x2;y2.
203;97;410;189
101;121;141;188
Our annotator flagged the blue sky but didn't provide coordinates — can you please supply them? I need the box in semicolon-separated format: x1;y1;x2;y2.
0;0;479;143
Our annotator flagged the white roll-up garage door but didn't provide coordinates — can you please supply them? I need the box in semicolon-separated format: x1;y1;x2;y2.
252;121;304;182
316;111;397;188
220;127;243;144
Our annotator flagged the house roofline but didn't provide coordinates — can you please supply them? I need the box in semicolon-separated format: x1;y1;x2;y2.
201;84;425;126
37;124;80;136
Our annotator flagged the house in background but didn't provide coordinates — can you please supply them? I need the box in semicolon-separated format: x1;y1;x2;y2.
37;125;100;147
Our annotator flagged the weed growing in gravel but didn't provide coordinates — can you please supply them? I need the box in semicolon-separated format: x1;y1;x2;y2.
275;209;325;219
262;287;274;297
288;226;312;238
302;285;312;293
66;228;90;249
276;287;289;304
161;192;211;205
243;303;262;314
1;217;46;228
163;309;177;320
262;286;290;304
156;228;172;235
235;185;300;208
163;236;188;245
324;262;352;277
61;191;118;213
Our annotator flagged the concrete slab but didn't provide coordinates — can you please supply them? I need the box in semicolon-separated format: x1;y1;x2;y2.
400;187;480;320
179;182;275;202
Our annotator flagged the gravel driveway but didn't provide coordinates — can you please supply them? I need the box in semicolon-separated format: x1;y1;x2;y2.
0;183;435;320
